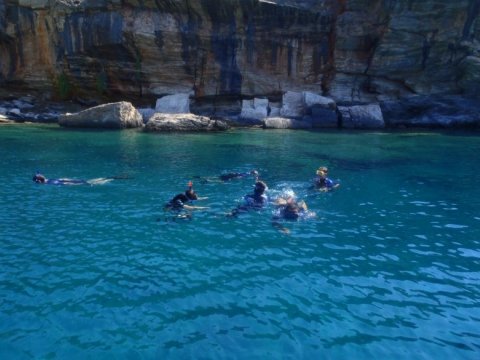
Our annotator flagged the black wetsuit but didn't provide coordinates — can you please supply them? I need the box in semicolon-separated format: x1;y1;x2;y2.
167;193;190;209
244;193;268;208
219;172;250;181
33;175;88;185
315;176;335;189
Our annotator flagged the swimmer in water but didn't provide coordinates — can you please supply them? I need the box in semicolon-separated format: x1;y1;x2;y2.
32;172;120;185
219;170;259;182
227;180;268;217
274;196;309;220
194;170;259;184
272;191;315;234
314;166;339;191
165;181;209;211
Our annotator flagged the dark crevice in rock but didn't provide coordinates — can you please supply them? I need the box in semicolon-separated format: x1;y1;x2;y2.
463;0;480;41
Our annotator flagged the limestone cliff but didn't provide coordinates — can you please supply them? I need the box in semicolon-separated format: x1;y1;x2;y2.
1;0;480;104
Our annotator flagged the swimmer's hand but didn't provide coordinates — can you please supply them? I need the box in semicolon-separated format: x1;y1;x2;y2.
274;198;288;206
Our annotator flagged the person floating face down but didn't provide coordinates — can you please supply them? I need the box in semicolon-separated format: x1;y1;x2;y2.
32;172;121;185
33;172;88;185
274;196;309;220
165;181;209;211
219;170;259;182
228;180;268;217
271;193;314;234
314;166;339;191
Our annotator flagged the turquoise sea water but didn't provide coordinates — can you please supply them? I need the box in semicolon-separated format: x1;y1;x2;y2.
1;125;479;359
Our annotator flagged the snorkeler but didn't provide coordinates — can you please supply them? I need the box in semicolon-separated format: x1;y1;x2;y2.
32;172;118;185
314;167;339;191
227;180;268;217
274;196;309;220
271;192;315;234
165;181;209;211
194;170;259;184
219;170;259;182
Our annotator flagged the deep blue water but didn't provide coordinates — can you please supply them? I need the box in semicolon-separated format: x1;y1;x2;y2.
1;125;479;359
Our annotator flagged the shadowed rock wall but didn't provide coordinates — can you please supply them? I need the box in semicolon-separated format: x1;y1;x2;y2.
1;0;480;103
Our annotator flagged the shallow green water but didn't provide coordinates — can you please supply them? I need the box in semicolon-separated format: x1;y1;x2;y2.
1;125;479;359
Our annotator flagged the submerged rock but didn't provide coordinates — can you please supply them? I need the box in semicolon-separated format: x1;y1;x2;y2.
58;102;143;129
145;113;229;132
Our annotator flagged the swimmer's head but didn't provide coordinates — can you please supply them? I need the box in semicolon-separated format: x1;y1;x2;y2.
254;181;267;194
250;170;259;176
283;203;300;220
185;188;198;200
316;170;327;178
316;167;328;176
33;173;46;183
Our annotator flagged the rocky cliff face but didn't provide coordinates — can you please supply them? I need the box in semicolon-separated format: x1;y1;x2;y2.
1;0;480;105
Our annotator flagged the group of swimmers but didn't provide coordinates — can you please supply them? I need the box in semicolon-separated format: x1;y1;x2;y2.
33;167;339;223
164;167;339;221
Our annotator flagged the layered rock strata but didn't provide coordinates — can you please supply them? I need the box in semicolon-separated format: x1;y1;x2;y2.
2;0;480;104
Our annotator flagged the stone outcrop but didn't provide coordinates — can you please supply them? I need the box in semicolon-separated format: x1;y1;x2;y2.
304;92;336;110
280;92;305;118
338;104;385;129
263;117;312;129
155;94;190;114
145;113;229;132
0;114;13;123
307;107;338;128
137;107;155;123
303;91;338;128
381;95;480;128
239;98;269;122
58;101;143;128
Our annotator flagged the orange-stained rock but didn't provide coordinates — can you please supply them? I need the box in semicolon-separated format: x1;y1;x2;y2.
1;0;480;105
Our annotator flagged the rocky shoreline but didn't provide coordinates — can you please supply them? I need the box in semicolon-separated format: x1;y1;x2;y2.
1;91;480;131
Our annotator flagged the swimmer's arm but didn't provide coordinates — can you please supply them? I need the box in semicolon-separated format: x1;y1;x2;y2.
195;196;209;200
274;198;288;206
183;204;210;210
